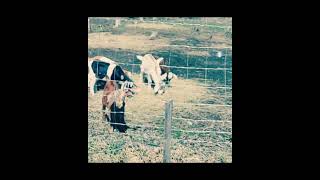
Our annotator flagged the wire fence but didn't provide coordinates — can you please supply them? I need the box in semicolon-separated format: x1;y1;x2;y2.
88;17;232;163
89;17;232;32
90;78;232;91
87;41;232;51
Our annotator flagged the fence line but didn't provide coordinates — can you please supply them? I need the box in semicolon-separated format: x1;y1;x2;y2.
144;43;232;50
104;111;165;119
89;121;231;135
160;65;231;71
90;99;232;160
174;139;232;145
89;17;232;162
142;20;231;29
89;129;164;141
88;40;232;51
167;85;232;90
102;111;232;124
114;62;231;71
89;121;165;131
93;78;232;90
89;17;231;30
91;83;231;99
189;85;232;90
89;130;232;146
171;128;232;134
88;139;231;156
100;111;231;124
171;102;232;107
107;122;165;130
90;124;230;135
104;102;230;113
93;78;232;86
164;88;232;96
172;116;232;123
126;112;165;119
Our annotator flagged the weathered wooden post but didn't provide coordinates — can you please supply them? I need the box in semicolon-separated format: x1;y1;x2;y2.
163;100;173;163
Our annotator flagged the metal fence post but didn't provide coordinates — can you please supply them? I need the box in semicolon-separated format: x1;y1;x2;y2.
163;100;173;163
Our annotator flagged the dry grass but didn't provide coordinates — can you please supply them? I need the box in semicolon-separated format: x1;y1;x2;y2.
88;32;230;54
88;32;170;52
88;17;232;163
184;50;210;57
88;20;231;52
126;23;184;30
88;74;232;163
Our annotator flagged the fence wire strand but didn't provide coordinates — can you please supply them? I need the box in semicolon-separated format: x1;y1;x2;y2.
88;17;232;162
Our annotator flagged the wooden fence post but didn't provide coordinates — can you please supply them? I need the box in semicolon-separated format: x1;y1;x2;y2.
163;100;173;163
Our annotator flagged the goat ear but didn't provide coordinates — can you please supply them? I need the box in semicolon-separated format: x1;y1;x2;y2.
136;55;144;61
157;57;164;64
